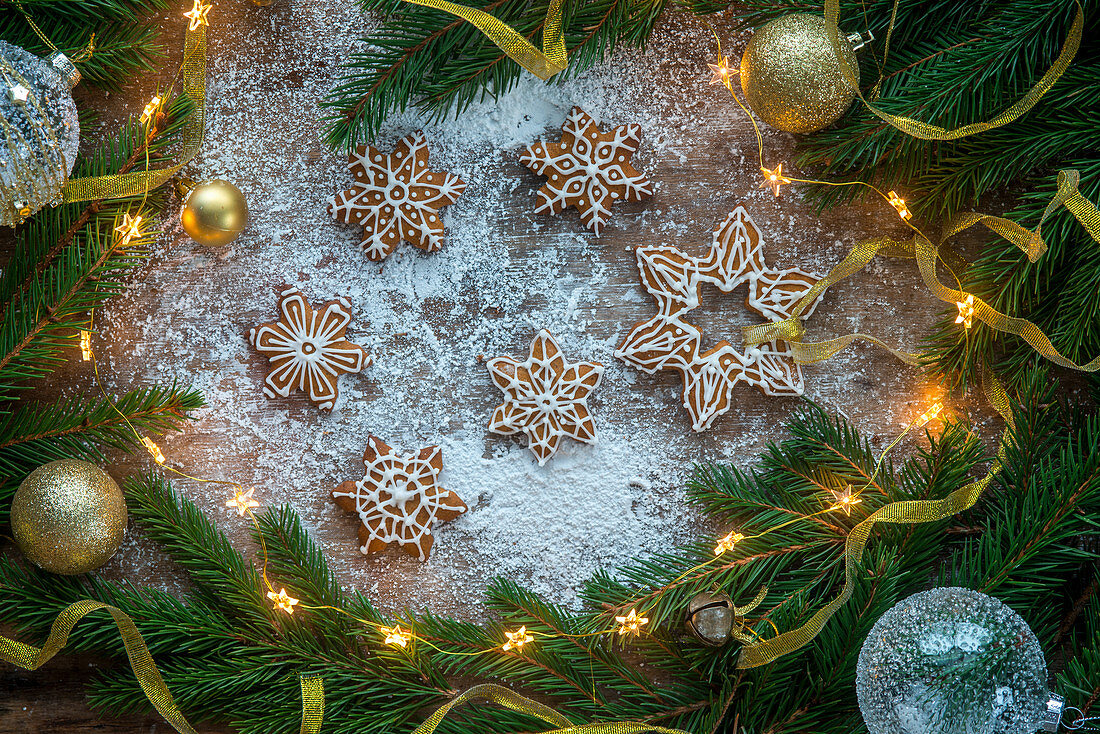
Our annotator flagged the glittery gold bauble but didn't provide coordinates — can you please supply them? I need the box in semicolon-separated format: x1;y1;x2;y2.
179;178;249;246
11;460;127;575
740;13;860;134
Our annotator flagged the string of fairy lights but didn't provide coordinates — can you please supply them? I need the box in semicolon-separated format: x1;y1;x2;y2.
69;0;959;659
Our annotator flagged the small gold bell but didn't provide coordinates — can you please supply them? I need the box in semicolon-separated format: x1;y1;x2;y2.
686;591;734;646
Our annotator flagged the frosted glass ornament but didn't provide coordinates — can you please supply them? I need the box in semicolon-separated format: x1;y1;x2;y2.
857;587;1048;734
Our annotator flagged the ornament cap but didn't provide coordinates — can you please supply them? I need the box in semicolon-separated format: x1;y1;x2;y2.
1041;692;1064;732
46;51;81;90
845;30;875;52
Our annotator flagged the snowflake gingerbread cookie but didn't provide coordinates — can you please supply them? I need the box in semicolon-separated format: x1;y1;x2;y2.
487;330;604;465
520;106;653;236
328;130;466;261
332;435;466;561
249;288;371;410
616;207;822;431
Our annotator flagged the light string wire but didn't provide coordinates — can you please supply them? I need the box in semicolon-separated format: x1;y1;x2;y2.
14;1;96;62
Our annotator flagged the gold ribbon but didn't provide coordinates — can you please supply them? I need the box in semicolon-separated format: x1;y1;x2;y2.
60;20;207;201
824;0;1083;141
394;0;567;79
412;684;691;734
743;170;1100;371
0;599;199;733
737;373;1014;668
299;675;325;734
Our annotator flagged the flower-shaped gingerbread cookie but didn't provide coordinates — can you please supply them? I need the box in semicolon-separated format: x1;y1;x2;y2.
249;288;371;410
521;106;653;236
332;435;466;561
487;330;604;465
328;131;466;261
616;207;821;431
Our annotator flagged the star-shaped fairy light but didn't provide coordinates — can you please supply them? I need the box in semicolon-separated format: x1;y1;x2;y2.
184;0;211;31
328;130;466;261
520;106;653;236
226;488;259;517
708;55;734;85
140;95;161;125
248;289;371;411
918;402;944;426
956;295;976;329
887;190;911;220
332;436;467;561
79;330;93;361
759;164;792;197
829;485;862;516
714;530;745;556
114;212;143;246
141;436;165;464
502;626;535;652
487;330;604;466
381;625;412;648
615;609;649;637
267;588;299;615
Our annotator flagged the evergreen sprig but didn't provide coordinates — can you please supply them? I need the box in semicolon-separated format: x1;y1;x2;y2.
0;0;167;89
0;369;1093;734
322;0;673;150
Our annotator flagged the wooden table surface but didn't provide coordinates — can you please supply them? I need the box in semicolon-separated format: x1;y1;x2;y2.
2;0;1005;731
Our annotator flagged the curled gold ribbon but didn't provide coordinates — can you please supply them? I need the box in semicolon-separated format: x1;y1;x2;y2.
0;599;199;733
824;0;1083;141
737;373;1014;668
743;170;1100;371
394;0;566;80
412;684;691;734
60;20;207;201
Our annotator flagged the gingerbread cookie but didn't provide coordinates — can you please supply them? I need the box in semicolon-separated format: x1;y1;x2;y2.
487;330;604;465
249;288;371;410
328;130;466;261
332;435;466;560
520;106;653;236
615;207;821;431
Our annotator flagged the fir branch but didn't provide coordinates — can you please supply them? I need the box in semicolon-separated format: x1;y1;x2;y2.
0;0;167;89
321;0;670;150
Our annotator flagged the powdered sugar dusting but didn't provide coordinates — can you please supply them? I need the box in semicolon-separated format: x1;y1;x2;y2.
86;2;950;618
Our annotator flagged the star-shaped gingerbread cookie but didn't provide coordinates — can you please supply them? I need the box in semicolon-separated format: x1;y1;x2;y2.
487;330;604;465
249;288;371;410
328;131;466;261
520;107;653;237
332;436;466;561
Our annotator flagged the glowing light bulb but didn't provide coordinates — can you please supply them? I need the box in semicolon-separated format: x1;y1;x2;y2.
381;625;412;647
115;212;143;247
918;402;944;426
615;608;649;637
140;95;161;125
760;164;791;197
267;588;299;614
828;485;862;516
226;488;260;517
502;625;535;651
79;330;93;361
714;530;745;556
887;191;911;220
955;295;976;329
183;0;211;31
141;436;165;464
707;56;734;85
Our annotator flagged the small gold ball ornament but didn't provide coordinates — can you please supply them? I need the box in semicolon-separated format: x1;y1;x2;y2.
11;460;127;575
740;13;867;134
179;178;249;246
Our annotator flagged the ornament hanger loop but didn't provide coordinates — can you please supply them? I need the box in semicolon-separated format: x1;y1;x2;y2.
1063;707;1100;731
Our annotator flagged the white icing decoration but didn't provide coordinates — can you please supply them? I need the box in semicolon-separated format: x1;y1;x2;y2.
332;436;465;561
248;289;371;410
615;207;822;431
487;329;604;466
328;130;466;261
520;107;653;237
